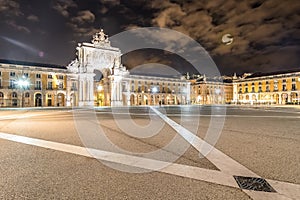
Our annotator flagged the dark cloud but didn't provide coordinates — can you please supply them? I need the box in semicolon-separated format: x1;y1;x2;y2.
52;0;77;17
71;10;95;25
148;0;300;74
0;0;22;16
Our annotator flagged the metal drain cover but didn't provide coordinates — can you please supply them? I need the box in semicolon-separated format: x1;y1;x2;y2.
234;176;276;192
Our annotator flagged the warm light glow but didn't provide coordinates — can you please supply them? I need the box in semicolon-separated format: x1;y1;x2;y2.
97;85;103;91
152;87;158;93
16;79;29;87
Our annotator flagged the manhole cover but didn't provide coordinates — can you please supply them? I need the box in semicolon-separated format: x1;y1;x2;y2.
234;176;276;192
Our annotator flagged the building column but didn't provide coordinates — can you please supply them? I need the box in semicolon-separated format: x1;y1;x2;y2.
110;75;123;106
186;82;191;104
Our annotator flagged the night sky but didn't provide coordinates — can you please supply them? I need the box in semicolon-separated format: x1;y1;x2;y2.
0;0;299;75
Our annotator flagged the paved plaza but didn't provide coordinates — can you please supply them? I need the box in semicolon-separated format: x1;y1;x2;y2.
0;106;299;199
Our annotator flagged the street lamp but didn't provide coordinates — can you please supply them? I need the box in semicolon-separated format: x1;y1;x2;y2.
15;77;30;107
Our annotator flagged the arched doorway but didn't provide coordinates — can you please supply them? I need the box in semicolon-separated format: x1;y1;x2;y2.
35;93;42;107
57;93;65;106
24;92;30;107
46;94;52;106
0;92;4;107
281;93;288;104
11;92;18;107
273;94;279;104
291;92;298;103
130;94;135;106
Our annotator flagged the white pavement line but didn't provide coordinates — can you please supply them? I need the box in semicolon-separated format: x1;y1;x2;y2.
0;132;238;189
267;179;300;200
150;107;300;200
94;111;300;118
0;112;59;120
150;107;257;177
243;190;292;200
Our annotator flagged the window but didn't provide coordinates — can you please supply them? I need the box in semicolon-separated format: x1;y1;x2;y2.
25;93;30;98
0;92;3;98
36;74;41;79
266;81;269;84
245;88;248;93
12;92;17;98
48;94;52;98
292;78;296;82
292;84;296;91
266;85;270;92
48;74;52;79
282;85;287;91
131;85;134;91
9;79;16;89
258;86;262;92
0;71;2;76
0;79;2;88
282;79;286;83
23;73;29;78
58;75;64;79
47;82;53;89
72;82;76;89
58;82;63;89
35;81;41;89
10;71;16;77
274;80;278;91
251;86;255;93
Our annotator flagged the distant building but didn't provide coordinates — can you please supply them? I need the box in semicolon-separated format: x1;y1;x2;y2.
95;74;190;106
189;74;233;105
232;70;300;105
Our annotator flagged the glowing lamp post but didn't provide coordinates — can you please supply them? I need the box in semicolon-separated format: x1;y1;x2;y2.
16;78;30;107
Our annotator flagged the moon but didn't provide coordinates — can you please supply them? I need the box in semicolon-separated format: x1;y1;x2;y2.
222;34;233;45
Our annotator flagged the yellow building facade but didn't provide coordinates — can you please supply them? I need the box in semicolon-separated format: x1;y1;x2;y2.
0;60;77;107
232;70;300;105
190;76;233;105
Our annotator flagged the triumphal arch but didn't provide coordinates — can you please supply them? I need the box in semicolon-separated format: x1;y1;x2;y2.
67;29;129;107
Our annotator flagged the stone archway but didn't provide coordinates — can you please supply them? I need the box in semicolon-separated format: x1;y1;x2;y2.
67;29;129;107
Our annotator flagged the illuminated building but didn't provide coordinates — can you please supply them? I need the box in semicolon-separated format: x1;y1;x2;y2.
232;70;300;105
189;74;233;104
0;59;77;107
